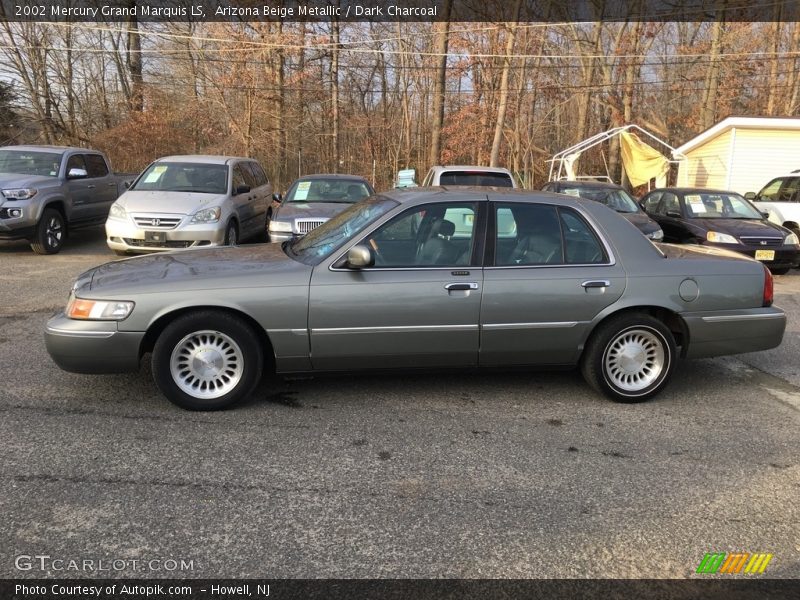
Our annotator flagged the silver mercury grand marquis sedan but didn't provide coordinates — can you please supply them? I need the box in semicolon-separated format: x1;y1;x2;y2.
45;188;786;410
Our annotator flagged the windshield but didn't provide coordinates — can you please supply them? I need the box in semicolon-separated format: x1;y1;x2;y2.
286;178;372;203
684;193;763;219
560;186;640;213
0;150;63;177
286;197;398;265
132;162;228;194
439;171;514;187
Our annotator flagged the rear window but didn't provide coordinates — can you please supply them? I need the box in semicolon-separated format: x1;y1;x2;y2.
439;171;514;187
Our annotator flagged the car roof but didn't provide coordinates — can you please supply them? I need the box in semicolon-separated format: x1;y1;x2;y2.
293;173;370;182
429;165;513;174
1;145;98;154
156;155;253;165
377;186;590;206
646;187;742;196
550;180;623;190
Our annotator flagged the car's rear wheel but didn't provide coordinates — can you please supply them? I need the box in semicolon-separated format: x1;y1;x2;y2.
152;310;263;410
581;313;676;403
770;266;790;275
31;208;66;254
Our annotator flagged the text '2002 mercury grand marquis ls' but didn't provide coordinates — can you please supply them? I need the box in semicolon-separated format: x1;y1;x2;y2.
45;188;785;410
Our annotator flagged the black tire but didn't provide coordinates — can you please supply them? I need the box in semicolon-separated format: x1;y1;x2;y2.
581;312;676;403
224;221;238;246
113;250;129;257
770;266;790;275
152;310;263;410
30;208;66;255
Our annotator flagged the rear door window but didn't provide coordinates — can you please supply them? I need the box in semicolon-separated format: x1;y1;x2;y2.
84;154;109;178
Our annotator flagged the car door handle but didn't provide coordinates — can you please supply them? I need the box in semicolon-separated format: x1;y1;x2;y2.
581;280;610;288
87;184;96;189
445;282;479;291
107;182;117;187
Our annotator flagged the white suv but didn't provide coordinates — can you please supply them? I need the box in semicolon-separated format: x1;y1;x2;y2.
745;175;800;236
421;165;517;188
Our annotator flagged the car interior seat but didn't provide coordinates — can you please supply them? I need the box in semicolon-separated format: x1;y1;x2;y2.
347;184;367;201
417;219;458;265
510;214;562;265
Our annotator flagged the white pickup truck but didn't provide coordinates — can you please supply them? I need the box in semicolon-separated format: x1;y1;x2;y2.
745;174;800;236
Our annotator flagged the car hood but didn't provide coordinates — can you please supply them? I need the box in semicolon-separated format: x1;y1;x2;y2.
688;217;786;238
620;211;660;234
274;201;356;221
117;190;228;215
79;243;310;295
0;173;59;190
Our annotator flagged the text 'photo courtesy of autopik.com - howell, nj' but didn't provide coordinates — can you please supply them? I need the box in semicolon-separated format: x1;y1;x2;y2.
1;1;799;599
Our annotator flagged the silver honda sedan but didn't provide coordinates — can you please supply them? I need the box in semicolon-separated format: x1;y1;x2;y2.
46;188;785;410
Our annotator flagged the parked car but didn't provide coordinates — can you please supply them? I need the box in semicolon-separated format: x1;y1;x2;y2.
744;174;800;236
106;155;271;255
421;165;516;188
640;187;800;274
542;180;663;241
267;174;374;242
46;189;784;411
0;145;136;254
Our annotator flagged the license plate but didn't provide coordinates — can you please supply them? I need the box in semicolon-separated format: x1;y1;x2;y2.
755;249;775;261
145;231;165;243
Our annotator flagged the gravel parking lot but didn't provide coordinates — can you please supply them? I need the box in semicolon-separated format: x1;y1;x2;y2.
1;229;798;579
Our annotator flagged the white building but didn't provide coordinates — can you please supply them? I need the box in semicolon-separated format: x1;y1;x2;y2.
674;116;800;194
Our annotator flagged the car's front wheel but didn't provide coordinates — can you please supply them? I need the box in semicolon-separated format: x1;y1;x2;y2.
224;221;238;246
581;313;676;403
31;208;66;254
152;310;263;410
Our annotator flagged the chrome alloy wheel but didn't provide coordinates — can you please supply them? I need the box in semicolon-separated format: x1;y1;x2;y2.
603;327;665;393
46;215;63;249
169;330;244;399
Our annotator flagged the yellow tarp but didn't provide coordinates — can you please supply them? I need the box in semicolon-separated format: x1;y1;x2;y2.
620;131;670;187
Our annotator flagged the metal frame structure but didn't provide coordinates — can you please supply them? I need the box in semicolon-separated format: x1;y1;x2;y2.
547;124;687;186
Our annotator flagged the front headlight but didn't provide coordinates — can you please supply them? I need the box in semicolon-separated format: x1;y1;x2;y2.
191;207;221;224
269;220;292;232
647;228;664;241
66;296;134;321
2;188;37;200
785;232;799;245
706;231;738;244
109;203;127;220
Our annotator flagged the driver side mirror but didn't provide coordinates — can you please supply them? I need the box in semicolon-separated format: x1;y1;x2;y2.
67;167;88;179
744;192;756;200
760;211;770;219
345;245;374;269
235;184;251;195
272;192;283;203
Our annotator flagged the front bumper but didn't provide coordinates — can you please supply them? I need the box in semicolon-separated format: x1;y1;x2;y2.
681;307;786;359
106;217;226;253
45;313;145;373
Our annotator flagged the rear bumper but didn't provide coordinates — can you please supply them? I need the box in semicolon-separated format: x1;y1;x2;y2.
45;313;144;373
681;307;786;359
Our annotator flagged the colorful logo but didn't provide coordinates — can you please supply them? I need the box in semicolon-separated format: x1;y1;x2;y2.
696;552;773;574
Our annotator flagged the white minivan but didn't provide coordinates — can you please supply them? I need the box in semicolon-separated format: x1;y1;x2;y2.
420;165;517;188
106;155;272;255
